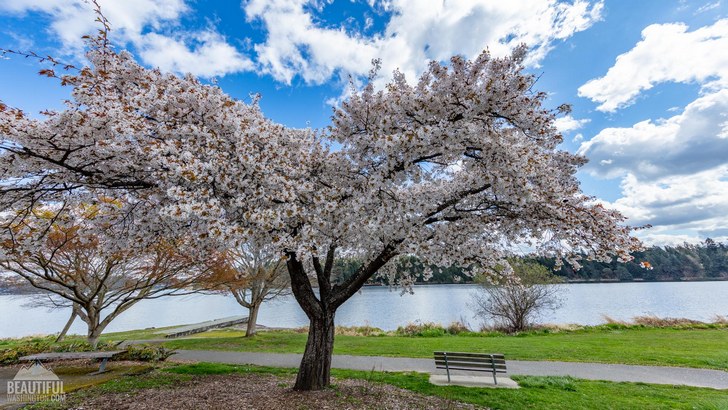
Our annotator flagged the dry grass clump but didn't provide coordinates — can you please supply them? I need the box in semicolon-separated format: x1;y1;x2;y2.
336;325;386;336
632;315;703;327
477;322;584;334
711;314;728;324
394;320;472;337
538;323;585;332
478;323;514;333
601;315;629;326
446;321;471;335
395;321;473;337
601;314;727;328
395;321;448;337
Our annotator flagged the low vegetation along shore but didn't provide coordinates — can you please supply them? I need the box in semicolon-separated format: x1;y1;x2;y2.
2;318;727;409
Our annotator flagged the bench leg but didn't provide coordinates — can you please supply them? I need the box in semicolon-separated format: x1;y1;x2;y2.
89;358;109;375
488;354;498;385
444;353;451;383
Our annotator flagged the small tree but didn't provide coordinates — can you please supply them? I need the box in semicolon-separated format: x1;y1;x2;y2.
207;243;290;337
472;260;564;333
0;206;208;348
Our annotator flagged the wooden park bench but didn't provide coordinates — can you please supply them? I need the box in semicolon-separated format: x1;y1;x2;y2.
19;351;126;375
434;351;507;385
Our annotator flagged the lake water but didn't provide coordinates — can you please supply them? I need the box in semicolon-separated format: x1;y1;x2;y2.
1;281;727;338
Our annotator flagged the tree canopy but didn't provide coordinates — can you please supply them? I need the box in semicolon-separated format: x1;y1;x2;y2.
0;15;640;389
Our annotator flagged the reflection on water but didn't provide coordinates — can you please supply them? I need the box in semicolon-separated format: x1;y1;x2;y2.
1;281;728;338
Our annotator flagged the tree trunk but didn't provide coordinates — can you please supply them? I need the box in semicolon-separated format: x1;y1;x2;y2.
85;313;104;350
87;330;101;350
245;302;261;337
56;309;77;343
294;311;335;391
285;243;399;391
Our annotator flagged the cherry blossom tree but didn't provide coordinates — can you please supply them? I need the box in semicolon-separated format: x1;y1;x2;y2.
0;14;640;389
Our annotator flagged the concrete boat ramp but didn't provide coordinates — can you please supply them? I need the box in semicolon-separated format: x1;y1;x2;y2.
157;315;248;338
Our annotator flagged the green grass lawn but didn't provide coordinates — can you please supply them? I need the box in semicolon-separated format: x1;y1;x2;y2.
170;363;728;410
27;362;728;410
122;326;728;370
5;324;727;370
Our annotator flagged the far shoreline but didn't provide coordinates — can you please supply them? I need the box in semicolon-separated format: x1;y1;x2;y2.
365;277;728;287
3;277;728;296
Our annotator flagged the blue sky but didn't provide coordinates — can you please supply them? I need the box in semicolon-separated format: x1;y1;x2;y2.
1;0;727;246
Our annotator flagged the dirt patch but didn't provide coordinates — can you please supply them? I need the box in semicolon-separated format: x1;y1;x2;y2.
67;373;483;409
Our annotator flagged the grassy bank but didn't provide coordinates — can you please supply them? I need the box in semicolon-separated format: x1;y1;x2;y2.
131;324;728;370
26;363;728;410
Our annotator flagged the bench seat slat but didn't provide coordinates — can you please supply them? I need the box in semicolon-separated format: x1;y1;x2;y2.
434;357;506;364
435;358;506;364
435;362;507;371
436;365;507;373
435;361;507;370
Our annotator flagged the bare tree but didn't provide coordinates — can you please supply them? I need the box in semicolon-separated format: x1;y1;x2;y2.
472;259;564;333
0;209;210;348
207;243;290;337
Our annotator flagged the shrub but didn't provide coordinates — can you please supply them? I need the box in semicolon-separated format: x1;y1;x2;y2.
395;322;447;337
116;345;175;362
335;325;386;336
0;338;170;365
632;315;703;328
471;260;564;333
445;321;470;335
0;336;116;365
0;341;48;365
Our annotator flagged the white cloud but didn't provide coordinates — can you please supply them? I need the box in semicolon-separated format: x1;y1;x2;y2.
0;0;252;78
578;19;728;112
603;167;728;245
140;31;253;77
696;1;721;14
243;0;604;85
579;90;728;245
553;115;590;133
633;232;710;247
578;90;728;180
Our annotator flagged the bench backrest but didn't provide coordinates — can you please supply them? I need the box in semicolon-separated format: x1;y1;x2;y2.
433;351;507;374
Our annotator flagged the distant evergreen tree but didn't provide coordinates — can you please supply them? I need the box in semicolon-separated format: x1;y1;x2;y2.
330;240;728;285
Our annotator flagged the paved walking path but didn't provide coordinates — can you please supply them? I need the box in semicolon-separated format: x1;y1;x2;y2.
170;350;728;390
